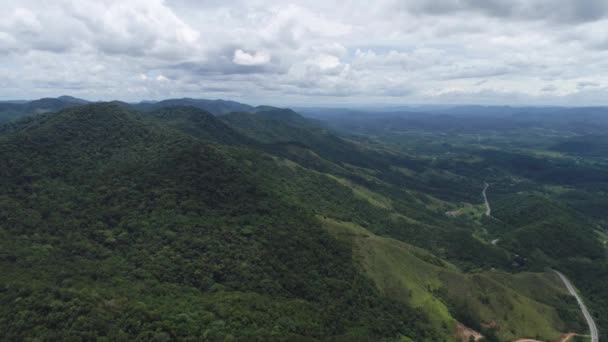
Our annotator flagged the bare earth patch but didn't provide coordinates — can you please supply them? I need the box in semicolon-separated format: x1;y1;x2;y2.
557;333;577;342
455;322;483;341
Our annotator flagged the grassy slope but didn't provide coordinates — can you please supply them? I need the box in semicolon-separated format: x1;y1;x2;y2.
325;174;394;210
321;218;576;342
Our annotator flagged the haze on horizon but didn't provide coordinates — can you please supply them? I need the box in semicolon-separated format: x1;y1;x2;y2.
1;0;608;106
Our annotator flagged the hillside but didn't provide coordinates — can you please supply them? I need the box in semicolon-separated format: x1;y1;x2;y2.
0;96;252;124
310;106;608;339
143;106;253;146
322;218;584;342
0;102;603;341
0;103;440;341
0;96;89;124
134;98;252;114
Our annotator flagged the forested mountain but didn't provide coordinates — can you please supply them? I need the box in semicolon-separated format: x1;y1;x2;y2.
144;106;253;146
1;101;606;341
0;97;252;125
0;103;437;341
0;96;89;124
134;98;253;114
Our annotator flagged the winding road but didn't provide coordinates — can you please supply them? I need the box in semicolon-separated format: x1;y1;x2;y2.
482;182;598;341
482;182;491;217
483;183;500;245
554;271;599;342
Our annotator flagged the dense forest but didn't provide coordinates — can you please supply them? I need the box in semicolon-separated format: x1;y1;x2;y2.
1;99;606;341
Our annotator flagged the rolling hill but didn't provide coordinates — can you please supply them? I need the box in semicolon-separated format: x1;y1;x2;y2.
1;101;603;341
134;98;252;114
0;103;439;341
0;96;89;124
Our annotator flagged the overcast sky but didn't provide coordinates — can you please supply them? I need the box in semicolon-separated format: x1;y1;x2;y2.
1;0;608;106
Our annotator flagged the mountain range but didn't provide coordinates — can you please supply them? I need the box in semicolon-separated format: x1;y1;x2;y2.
1;97;607;341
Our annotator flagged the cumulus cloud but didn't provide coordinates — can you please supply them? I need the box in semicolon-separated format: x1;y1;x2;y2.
0;0;608;105
313;54;341;70
233;49;271;66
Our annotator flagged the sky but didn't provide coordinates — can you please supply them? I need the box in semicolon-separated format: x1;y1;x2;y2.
1;0;608;106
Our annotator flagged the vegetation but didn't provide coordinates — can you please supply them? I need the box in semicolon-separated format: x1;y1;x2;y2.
321;218;584;342
2;99;607;340
0;104;437;340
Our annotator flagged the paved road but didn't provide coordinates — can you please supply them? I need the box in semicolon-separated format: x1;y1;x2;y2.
482;182;491;216
555;271;599;342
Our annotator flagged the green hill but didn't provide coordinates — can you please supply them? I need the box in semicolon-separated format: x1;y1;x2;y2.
134;98;252;114
144;106;253;146
321;218;585;342
0;102;600;341
0;103;439;341
0;96;89;123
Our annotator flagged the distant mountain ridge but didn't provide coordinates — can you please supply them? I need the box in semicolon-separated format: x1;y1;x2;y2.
0;96;255;124
297;105;608;135
143;105;254;146
133;97;253;114
0;96;90;123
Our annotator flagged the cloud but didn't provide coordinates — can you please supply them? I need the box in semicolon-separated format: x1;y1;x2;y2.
10;8;42;34
0;32;17;53
67;0;200;58
233;49;271;66
0;0;200;57
313;54;340;70
396;0;608;24
541;85;557;92
577;81;600;89
1;0;608;105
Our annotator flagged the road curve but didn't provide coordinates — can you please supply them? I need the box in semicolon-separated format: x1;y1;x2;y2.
554;271;599;342
482;182;491;217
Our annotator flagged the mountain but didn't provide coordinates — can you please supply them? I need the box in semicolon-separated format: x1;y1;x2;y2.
0;101;603;341
143;105;253;146
134;98;253;114
0;103;439;341
0;100;28;104
0;96;252;124
0;96;90;123
219;106;416;173
57;95;90;104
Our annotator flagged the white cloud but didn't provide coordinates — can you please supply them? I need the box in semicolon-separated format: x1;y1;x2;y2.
233;49;271;66
10;8;42;33
0;32;17;53
1;0;608;105
314;54;340;70
156;75;169;82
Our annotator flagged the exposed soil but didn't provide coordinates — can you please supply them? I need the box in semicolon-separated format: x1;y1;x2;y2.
557;333;577;342
455;322;483;341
